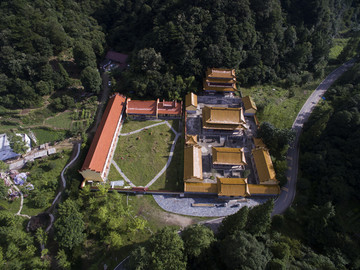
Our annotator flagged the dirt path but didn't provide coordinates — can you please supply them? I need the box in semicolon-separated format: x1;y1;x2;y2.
8;178;31;219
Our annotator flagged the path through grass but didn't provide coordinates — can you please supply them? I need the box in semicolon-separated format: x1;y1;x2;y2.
121;119;164;134
113;120;176;187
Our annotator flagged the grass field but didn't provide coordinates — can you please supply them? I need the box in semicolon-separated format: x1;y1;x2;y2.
121;119;165;133
241;82;320;129
32;128;67;144
107;164;123;182
44;111;73;129
150;134;184;191
113;120;177;187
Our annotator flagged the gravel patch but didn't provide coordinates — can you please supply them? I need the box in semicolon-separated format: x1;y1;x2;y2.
153;194;270;217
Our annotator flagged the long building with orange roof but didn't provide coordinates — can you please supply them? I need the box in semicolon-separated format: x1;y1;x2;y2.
80;94;126;184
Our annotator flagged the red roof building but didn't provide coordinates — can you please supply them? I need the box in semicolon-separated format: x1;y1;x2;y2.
126;98;182;118
126;100;157;116
80;94;126;183
158;100;182;116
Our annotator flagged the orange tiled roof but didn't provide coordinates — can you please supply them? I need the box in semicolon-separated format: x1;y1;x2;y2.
158;100;182;115
81;94;126;173
126;100;157;115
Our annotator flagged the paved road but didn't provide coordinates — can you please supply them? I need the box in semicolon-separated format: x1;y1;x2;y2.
272;59;356;215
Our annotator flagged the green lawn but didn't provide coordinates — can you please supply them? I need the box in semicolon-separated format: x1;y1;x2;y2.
121;119;164;133
44;111;73;129
241;82;319;129
150;134;184;191
107;164;123;182
113;121;176;187
32;128;67;144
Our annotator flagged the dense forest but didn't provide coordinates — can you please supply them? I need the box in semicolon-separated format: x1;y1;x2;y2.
1;0;360;269
1;0;360;107
0;0;104;109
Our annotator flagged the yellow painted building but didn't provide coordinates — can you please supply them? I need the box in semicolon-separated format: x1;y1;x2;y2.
252;148;278;184
217;178;250;197
248;184;280;195
185;92;198;112
203;68;237;92
212;147;247;166
242;96;257;115
183;144;203;182
184;182;218;193
202;106;246;130
185;135;198;146
253;138;266;149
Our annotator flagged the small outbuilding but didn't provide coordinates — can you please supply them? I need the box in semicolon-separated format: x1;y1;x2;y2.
185;92;198;113
242;96;257;116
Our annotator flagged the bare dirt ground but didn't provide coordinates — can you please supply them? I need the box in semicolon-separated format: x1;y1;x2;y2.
156;211;196;228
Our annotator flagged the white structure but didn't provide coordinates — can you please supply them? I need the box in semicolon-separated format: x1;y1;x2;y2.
0;133;31;161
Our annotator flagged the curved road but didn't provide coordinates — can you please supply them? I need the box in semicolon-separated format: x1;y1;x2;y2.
272;59;356;215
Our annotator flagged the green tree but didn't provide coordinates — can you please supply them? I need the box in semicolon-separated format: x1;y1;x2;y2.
0;161;8;172
128;227;186;270
181;224;215;259
220;230;271;270
7;133;29;155
73;40;97;69
54;199;86;250
35;227;47;247
81;67;102;94
218;206;249;239
0;179;7;199
245;199;274;236
133;48;163;72
56;249;71;270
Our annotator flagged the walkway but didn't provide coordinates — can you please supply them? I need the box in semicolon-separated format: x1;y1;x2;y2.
119;121;166;136
8;177;31;219
111;121;181;188
111;160;135;187
272;59;356;215
145;132;180;188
